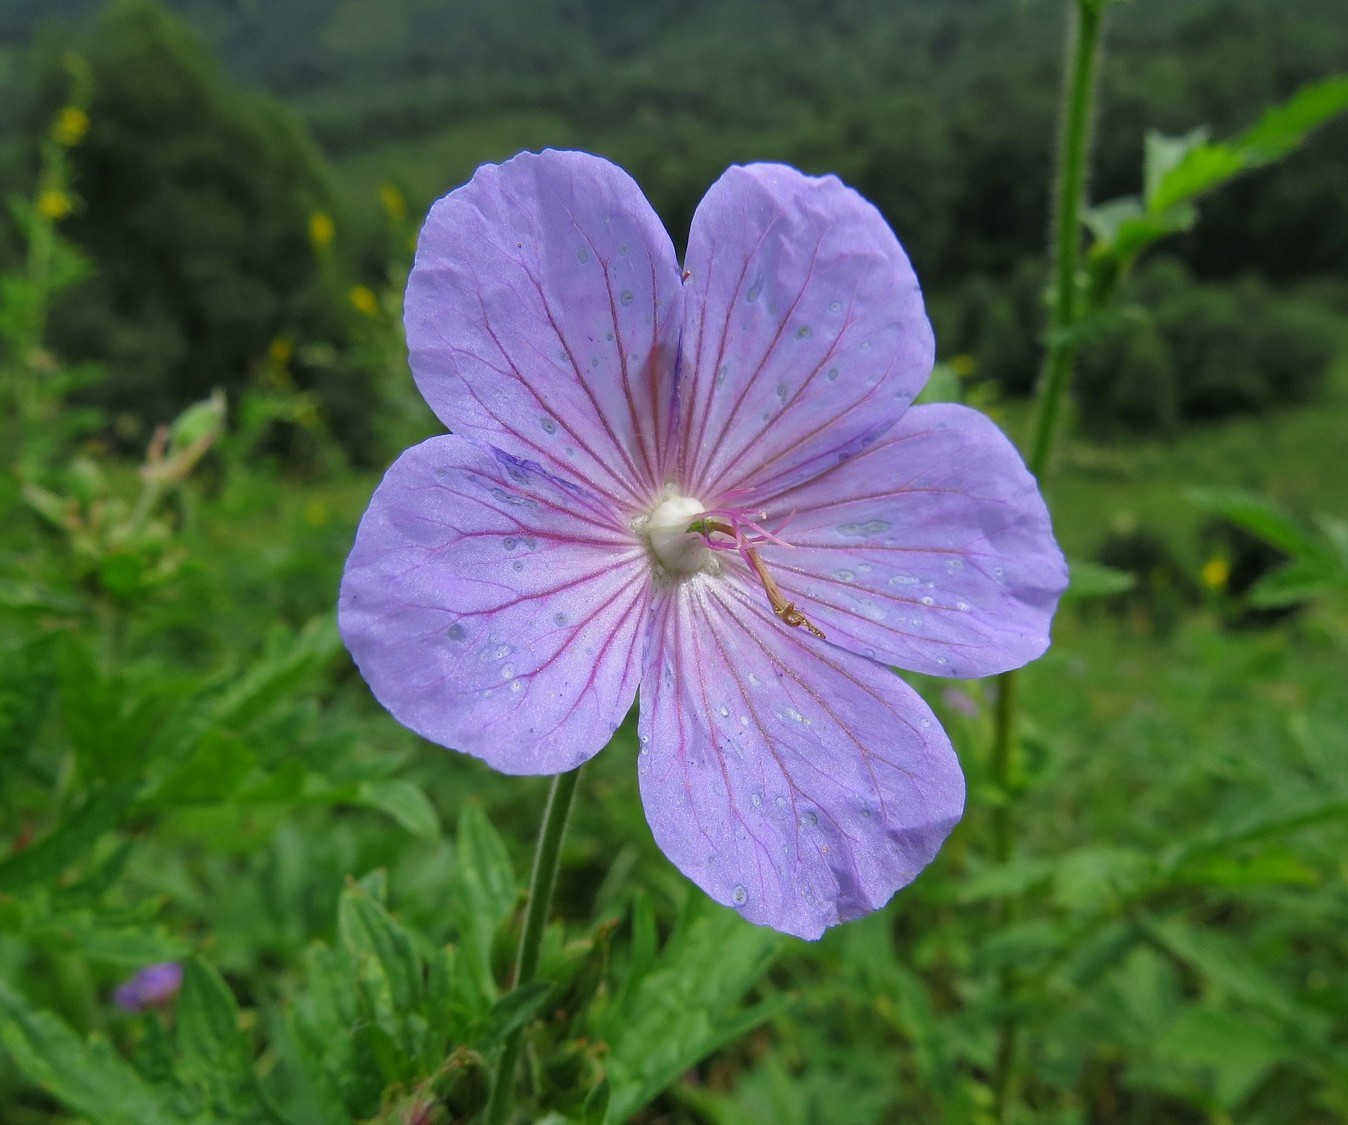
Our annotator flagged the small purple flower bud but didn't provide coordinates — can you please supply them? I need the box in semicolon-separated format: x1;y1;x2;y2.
113;962;183;1011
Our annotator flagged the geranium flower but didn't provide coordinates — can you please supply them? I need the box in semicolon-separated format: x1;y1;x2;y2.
340;151;1066;939
112;962;183;1011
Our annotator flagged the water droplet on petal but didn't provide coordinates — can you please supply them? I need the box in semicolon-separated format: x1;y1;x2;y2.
829;300;842;313
921;595;934;606
827;367;840;382
957;600;969;612
510;679;523;693
576;247;589;263
746;276;763;302
718;705;730;717
836;569;855;583
838;519;890;538
796;324;812;339
445;623;466;641
800;810;818;827
541;416;557;434
554;612;568;626
503;536;517;550
750;792;762;808
775;795;787;809
500;663;514;679
620;289;634;306
732;884;748;906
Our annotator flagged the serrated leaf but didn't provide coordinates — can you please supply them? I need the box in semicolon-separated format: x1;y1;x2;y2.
338;883;426;1066
1149;75;1348;215
0;981;178;1124
1143;126;1209;204
176;957;269;1121
594;895;783;1124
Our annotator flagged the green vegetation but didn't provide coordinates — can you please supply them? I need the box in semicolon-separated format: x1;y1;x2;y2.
1;0;1347;1122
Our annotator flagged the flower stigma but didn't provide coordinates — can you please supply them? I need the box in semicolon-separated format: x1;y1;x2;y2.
689;508;827;641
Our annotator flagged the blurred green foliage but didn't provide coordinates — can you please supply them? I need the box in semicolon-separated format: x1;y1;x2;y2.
0;1;1346;1123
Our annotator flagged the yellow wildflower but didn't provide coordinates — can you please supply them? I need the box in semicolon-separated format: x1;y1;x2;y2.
37;190;73;220
267;338;293;366
349;285;379;317
52;106;90;147
1200;557;1230;593
377;182;407;223
309;211;335;250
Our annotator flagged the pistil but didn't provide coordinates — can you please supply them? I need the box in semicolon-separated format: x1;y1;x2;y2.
689;514;826;640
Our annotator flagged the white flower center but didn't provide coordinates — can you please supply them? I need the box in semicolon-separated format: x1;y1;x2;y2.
643;493;710;574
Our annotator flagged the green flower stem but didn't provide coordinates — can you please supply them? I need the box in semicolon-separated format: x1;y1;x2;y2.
1029;0;1107;481
990;2;1107;1120
486;765;583;1125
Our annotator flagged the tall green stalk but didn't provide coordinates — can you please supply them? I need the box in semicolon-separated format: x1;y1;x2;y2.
989;2;1107;1119
486;766;583;1125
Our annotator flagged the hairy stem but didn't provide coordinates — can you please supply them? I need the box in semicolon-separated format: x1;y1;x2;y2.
991;2;1107;1120
486;766;582;1125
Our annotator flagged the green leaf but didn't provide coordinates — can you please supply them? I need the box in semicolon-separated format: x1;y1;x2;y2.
1248;559;1345;608
208;615;342;732
594;895;783;1124
0;981;178;1124
451;803;519;998
1141;918;1330;1035
1062;558;1136;600
482;979;554;1043
350;778;440;839
0;781;140;893
1157;1004;1288;1109
176;957;274;1122
1143;126;1209;204
1161;791;1348;871
1149;75;1348;214
1186;487;1329;562
338;882;426;1065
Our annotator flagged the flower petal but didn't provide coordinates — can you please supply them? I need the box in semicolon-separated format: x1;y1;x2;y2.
339;435;649;775
758;403;1067;678
675;163;933;501
405;150;683;511
637;576;964;940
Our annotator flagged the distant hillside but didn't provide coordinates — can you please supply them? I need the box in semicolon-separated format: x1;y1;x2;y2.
4;0;1346;286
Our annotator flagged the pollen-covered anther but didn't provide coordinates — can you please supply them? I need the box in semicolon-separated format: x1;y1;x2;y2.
690;513;826;641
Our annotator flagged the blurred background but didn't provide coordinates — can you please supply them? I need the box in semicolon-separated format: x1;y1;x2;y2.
1;1;1346;1122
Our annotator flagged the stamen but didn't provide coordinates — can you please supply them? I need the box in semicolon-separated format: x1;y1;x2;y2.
689;510;826;640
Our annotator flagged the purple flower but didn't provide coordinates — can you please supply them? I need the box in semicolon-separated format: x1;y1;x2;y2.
340;151;1066;939
113;962;183;1011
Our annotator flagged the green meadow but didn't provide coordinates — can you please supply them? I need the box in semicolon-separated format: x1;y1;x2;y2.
2;1;1346;1122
